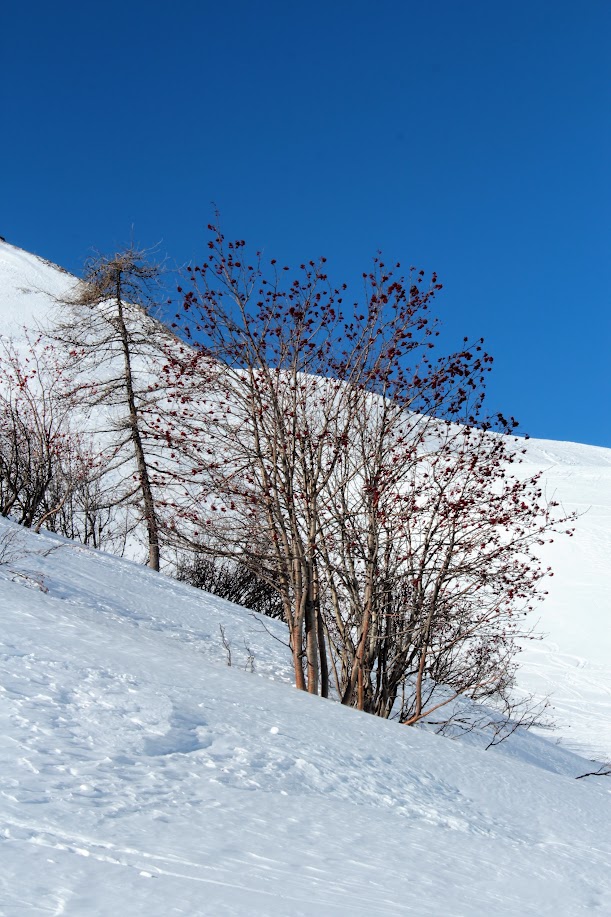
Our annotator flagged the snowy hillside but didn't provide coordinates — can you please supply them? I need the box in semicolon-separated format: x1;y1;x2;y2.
1;238;610;761
0;241;74;335
516;439;611;760
1;516;610;916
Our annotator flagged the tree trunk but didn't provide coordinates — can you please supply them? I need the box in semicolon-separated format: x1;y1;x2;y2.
115;283;160;571
291;623;306;691
317;609;329;699
305;594;320;695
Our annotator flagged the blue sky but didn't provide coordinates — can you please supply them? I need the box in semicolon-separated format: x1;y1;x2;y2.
3;1;610;446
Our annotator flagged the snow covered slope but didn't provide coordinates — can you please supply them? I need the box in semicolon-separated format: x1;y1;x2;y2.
1;517;609;916
1;239;610;762
517;439;611;760
0;240;74;335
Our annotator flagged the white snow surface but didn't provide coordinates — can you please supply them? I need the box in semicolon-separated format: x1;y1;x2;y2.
0;241;74;336
0;240;610;913
1;517;610;916
514;439;611;761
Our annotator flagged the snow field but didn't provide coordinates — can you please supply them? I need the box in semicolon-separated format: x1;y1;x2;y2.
1;519;610;915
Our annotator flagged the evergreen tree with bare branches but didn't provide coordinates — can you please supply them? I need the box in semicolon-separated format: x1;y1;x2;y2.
48;248;174;570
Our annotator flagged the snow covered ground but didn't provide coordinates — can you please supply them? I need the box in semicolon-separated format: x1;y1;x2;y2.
1;239;610;913
0;242;72;335
1;518;610;916
516;438;611;760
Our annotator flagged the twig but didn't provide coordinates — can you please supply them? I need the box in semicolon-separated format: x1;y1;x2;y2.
576;764;611;780
219;623;232;666
248;610;291;649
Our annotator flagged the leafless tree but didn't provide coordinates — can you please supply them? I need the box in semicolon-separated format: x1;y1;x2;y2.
0;334;99;533
316;393;570;726
162;225;574;730
48;248;177;570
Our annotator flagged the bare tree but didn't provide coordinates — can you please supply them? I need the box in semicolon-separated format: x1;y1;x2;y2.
48;248;176;570
162;225;574;728
0;334;99;533
317;396;566;725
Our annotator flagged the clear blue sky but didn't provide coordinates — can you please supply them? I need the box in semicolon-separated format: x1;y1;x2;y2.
3;1;610;446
